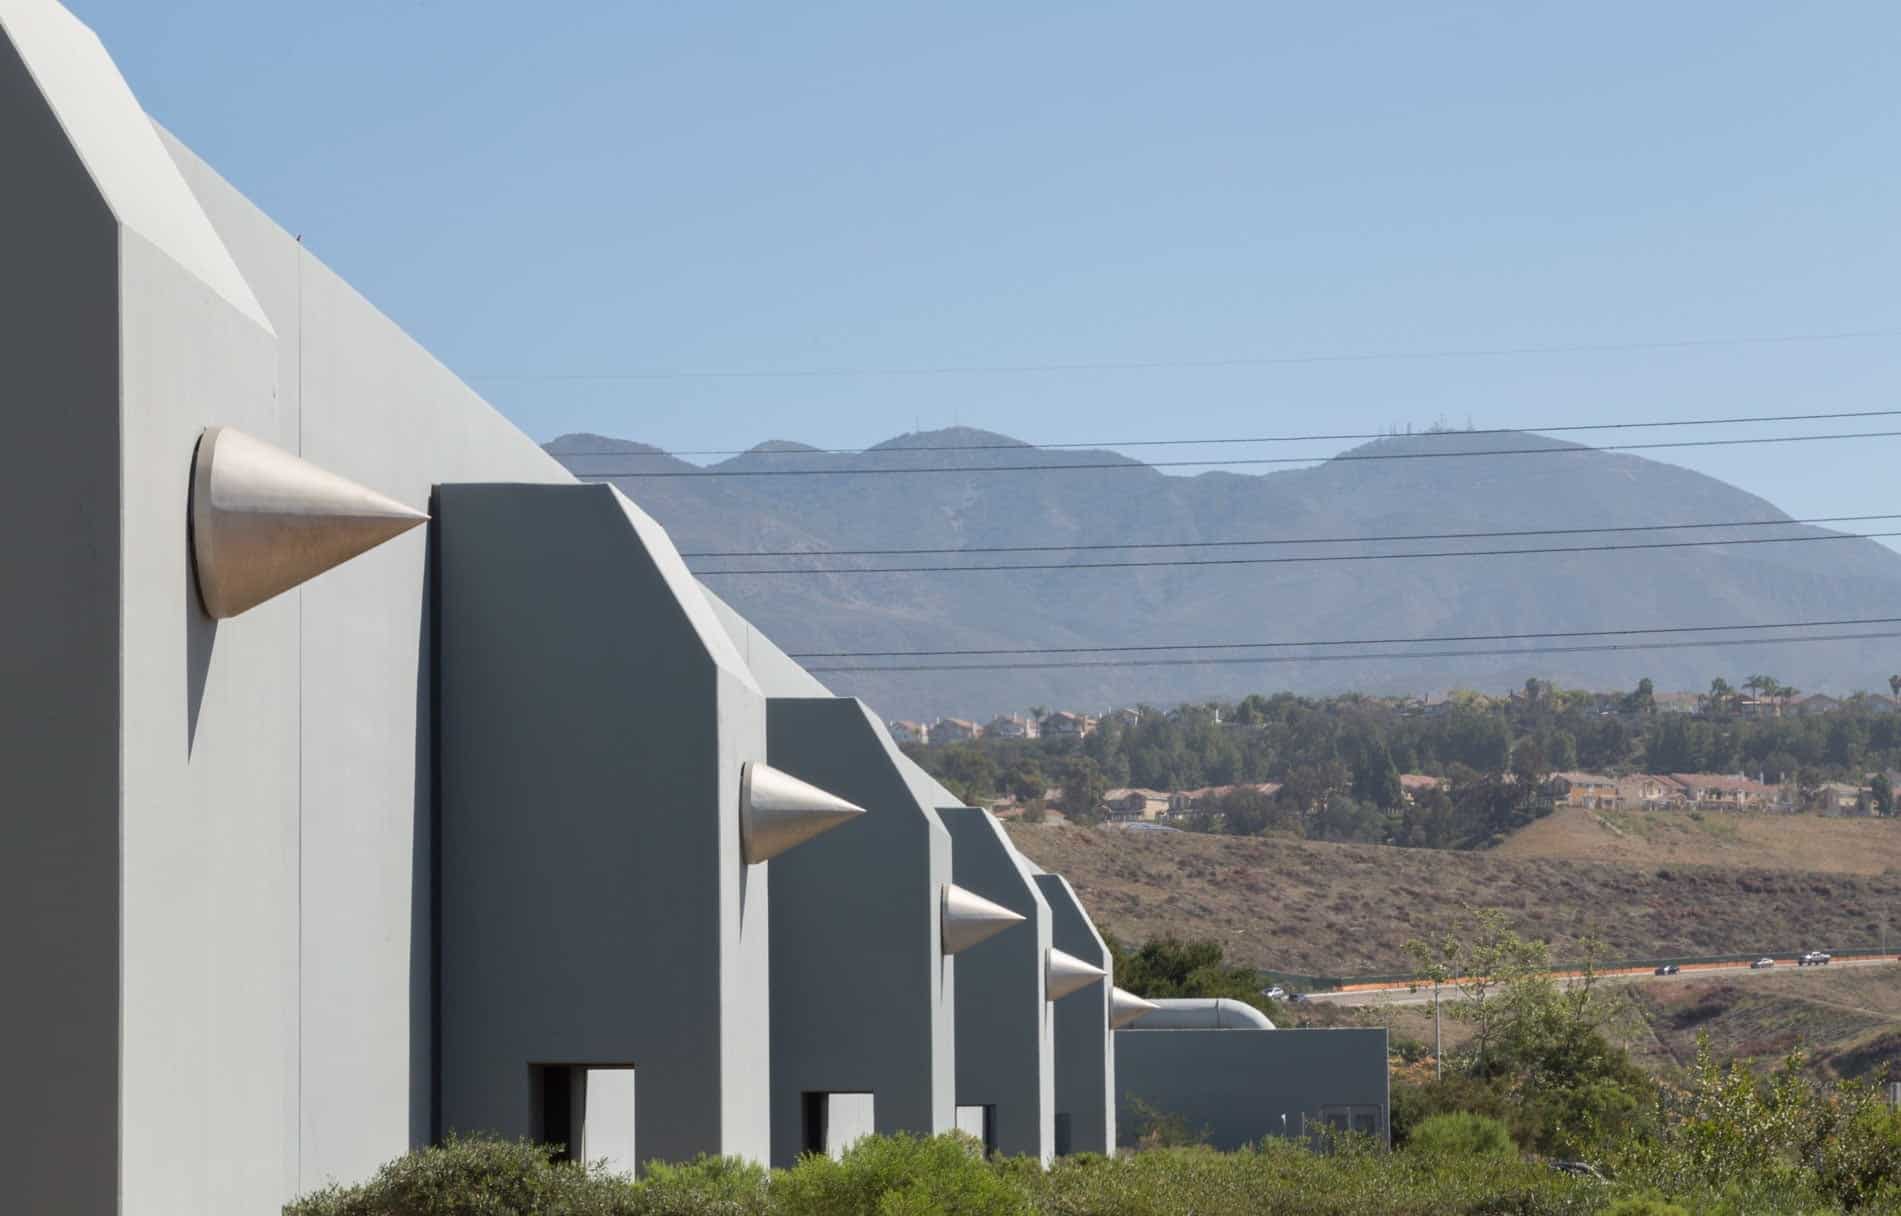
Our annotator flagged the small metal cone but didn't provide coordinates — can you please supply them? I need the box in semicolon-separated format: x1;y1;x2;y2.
1047;948;1109;1001
942;884;1026;954
743;764;866;863
1110;987;1160;1028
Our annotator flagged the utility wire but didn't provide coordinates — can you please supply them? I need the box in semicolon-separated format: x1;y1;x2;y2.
553;407;1901;459
803;629;1901;674
476;323;1901;384
695;527;1901;576
785;614;1901;659
575;429;1901;478
683;511;1901;560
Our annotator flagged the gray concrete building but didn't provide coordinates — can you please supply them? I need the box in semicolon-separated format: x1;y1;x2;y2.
1034;874;1116;1156
2;0;1380;1206
939;808;1061;1163
435;483;859;1167
1116;1026;1390;1150
762;697;961;1165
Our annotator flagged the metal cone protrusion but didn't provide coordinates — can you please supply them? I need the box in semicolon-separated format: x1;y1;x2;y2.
191;426;429;619
1110;987;1161;1028
1047;947;1109;1001
740;762;866;863
941;883;1026;955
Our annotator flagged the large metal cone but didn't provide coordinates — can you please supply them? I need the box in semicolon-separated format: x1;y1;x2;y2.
740;762;866;863
1047;947;1109;1001
1110;987;1161;1028
191;426;429;619
941;883;1026;955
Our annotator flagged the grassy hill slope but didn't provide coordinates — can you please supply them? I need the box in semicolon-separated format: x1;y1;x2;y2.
1492;806;1901;875
1007;821;1901;975
1629;966;1901;1080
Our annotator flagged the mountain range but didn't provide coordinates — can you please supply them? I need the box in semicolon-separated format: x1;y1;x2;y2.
547;427;1901;721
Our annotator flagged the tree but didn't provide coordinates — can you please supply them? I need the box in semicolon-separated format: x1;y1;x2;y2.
1106;933;1277;1016
1704;677;1735;716
1055;756;1107;819
1872;772;1894;816
1623;676;1656;716
1005;760;1047;803
1891;674;1900;705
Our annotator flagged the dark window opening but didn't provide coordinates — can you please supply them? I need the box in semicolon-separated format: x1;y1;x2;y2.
800;1091;828;1157
1054;1112;1073;1156
533;1065;583;1162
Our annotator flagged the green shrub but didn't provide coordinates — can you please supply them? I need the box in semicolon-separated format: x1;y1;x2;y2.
634;1155;772;1215
1405;1112;1517;1158
1603;1197;1688;1216
283;1134;642;1216
772;1134;1031;1216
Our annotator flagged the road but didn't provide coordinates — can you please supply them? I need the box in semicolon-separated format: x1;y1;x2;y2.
1303;955;1897;1009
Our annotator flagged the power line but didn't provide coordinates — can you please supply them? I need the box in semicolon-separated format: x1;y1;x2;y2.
695;527;1901;576
803;629;1901;674
576;428;1901;478
552;407;1901;459
475;323;1901;384
785;614;1901;659
684;511;1901;560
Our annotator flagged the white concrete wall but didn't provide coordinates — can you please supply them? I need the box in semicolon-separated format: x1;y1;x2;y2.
4;3;578;1209
150;136;572;1203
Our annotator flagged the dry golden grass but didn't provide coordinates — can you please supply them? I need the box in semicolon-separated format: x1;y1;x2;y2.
1007;820;1901;976
1493;805;1901;874
1627;965;1901;1080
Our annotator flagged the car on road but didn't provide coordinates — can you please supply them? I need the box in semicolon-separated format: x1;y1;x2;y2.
1261;985;1288;1001
1799;951;1832;966
1751;957;1776;969
1654;964;1680;976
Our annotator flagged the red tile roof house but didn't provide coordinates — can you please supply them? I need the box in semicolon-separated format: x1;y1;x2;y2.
1549;772;1619;809
1615;774;1678;810
932;717;983;743
1665;773;1775;810
986;714;1039;740
887;720;930;745
1040;710;1097;739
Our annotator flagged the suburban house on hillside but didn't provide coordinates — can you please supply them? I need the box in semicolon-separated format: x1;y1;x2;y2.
1100;789;1172;822
1815;782;1870;816
1788;694;1843;717
887;720;929;745
1665;773;1774;811
987;714;1039;740
1042;711;1097;739
1105;707;1143;728
1169;783;1283;815
1615;774;1678;810
1397;774;1442;804
1549;772;1619;810
933;718;983;744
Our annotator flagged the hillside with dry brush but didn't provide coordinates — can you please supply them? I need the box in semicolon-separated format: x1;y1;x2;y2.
1008;820;1901;976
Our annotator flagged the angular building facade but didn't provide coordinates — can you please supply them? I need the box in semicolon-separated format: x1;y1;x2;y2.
0;2;1386;1210
1035;873;1116;1156
436;483;865;1167
939;808;1060;1163
760;696;961;1164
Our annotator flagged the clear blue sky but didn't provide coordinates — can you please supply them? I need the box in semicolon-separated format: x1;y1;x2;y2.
74;0;1901;530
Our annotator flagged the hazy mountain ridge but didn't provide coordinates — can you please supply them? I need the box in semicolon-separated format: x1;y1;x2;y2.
548;428;1901;719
